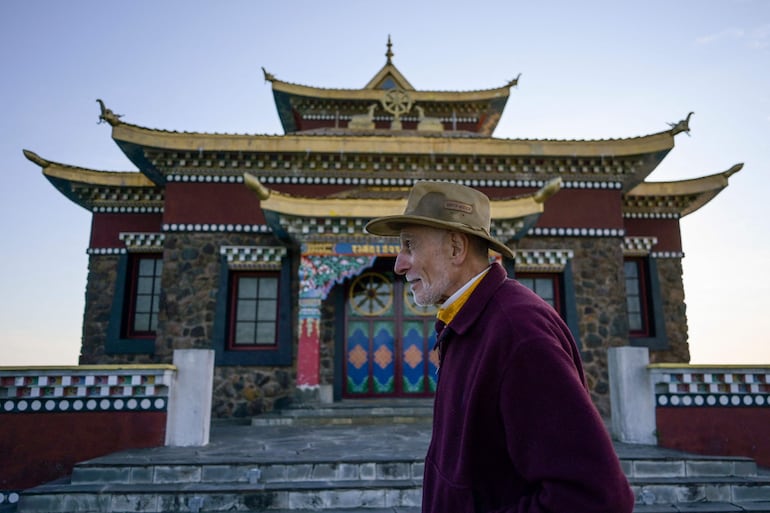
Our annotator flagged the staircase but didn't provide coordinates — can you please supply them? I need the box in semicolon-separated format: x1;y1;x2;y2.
14;402;770;513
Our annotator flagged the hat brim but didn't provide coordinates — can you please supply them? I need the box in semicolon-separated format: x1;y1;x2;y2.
365;215;515;260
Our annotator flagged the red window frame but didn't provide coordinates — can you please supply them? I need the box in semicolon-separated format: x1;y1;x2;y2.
624;257;652;337
124;253;162;339
227;271;280;351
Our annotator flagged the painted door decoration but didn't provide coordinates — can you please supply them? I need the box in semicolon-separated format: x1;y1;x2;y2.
345;271;439;397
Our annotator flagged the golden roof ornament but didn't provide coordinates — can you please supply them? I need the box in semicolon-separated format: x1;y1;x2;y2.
96;99;122;126
668;111;694;136
507;73;522;88
386;35;394;64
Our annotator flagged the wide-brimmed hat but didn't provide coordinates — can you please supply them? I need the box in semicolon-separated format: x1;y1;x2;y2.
365;181;515;259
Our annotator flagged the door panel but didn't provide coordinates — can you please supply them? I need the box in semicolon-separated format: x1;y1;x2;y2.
344;269;438;398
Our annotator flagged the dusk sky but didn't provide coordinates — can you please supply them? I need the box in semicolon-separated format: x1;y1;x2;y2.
1;0;768;365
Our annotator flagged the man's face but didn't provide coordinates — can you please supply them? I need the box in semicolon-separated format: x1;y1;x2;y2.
394;225;455;306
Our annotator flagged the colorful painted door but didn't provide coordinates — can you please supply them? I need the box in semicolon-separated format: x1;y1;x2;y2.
344;270;439;397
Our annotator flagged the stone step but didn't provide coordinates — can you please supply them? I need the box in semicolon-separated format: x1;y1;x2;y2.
629;476;770;505
18;478;770;512
633;503;770;512
69;455;762;486
19;479;422;512
251;402;434;427
36;460;770;511
14;422;770;512
18;472;770;512
71;459;424;485
623;456;759;479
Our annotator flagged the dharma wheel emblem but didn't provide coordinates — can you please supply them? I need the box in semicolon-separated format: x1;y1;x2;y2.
350;272;394;316
381;88;412;129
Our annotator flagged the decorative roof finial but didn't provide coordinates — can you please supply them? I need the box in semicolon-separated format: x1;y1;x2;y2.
386;35;394;64
668;111;694;136
96;99;123;126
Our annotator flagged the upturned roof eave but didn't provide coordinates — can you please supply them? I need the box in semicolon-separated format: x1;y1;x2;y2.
624;163;743;217
109;121;677;159
268;78;513;103
244;172;560;220
23;149;159;211
23;150;154;187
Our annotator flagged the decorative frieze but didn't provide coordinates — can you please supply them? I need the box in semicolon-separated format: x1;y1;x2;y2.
87;247;126;255
652;251;685;259
93;206;164;213
623;236;658;256
284;216;366;237
162;223;272;233
119;232;165;253
166;173;622;190
148;145;639;186
300;254;376;300
514;249;574;272
529;227;625;237
166;174;244;183
624;193;700;216
623;212;680;219
71;185;164;213
220;245;287;270
651;366;770;408
621;238;684;259
0;366;174;414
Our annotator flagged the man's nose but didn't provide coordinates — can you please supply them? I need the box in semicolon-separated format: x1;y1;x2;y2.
394;252;409;276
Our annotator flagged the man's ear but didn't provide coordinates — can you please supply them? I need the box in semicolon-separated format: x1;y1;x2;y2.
449;232;470;260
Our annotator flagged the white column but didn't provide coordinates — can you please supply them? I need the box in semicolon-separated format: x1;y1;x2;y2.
608;346;657;445
165;349;215;447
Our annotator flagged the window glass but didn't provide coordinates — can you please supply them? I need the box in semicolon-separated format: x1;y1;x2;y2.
624;258;650;336
517;274;560;314
230;273;279;348
127;254;162;337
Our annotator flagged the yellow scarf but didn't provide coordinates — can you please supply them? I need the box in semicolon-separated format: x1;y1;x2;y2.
436;270;487;326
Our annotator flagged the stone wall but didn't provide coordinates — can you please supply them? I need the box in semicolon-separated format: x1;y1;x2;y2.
212;366;293;418
651;257;690;363
159;233;232;357
81;255;118;364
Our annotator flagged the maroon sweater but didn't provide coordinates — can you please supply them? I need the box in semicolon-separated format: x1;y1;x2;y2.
423;263;634;513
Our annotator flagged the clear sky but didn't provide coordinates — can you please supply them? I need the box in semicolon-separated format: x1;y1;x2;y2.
1;0;768;366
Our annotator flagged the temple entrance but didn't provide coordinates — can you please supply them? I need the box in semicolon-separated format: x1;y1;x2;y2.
343;262;439;398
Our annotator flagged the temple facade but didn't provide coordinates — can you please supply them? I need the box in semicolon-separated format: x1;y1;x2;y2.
25;41;741;418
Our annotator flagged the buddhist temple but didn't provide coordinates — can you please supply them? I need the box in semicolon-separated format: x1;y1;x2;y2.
24;39;741;418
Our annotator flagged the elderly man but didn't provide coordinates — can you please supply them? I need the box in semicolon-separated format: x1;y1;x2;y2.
366;181;634;513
